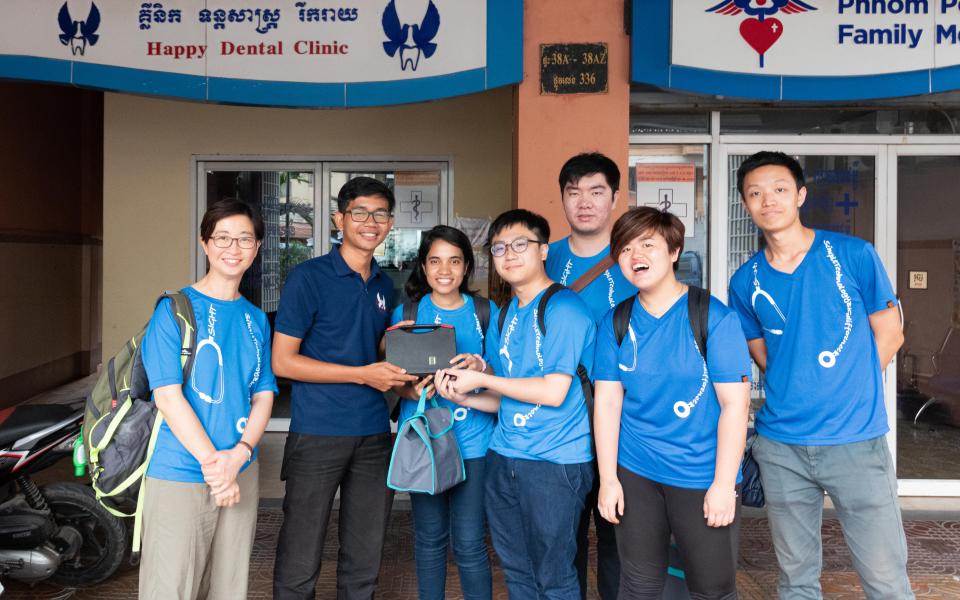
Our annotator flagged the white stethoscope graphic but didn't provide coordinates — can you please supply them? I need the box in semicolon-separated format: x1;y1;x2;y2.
819;240;853;369
432;310;468;422
192;305;225;405
674;340;709;419
751;262;786;336
618;324;638;372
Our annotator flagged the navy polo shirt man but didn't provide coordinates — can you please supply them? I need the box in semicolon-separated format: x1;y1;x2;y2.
272;177;418;600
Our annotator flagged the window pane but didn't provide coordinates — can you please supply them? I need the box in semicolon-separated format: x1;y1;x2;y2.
629;144;709;288
721;109;960;135
896;155;960;481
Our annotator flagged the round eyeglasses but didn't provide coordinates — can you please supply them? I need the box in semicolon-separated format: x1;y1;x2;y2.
345;208;393;223
211;235;257;249
489;238;545;257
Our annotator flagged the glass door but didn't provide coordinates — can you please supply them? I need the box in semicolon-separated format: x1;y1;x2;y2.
889;147;960;497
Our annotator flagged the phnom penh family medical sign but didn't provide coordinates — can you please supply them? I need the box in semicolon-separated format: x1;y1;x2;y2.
0;1;520;107
633;0;960;100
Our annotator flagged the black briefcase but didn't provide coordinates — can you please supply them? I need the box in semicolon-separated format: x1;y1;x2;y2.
384;324;457;376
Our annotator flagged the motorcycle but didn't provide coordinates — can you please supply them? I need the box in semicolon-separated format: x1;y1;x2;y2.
0;400;126;587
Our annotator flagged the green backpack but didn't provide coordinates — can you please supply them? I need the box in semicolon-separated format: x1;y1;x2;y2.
83;291;196;552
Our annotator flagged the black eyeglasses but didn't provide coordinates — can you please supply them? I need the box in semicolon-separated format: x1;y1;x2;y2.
211;235;257;249
489;238;544;257
344;208;393;223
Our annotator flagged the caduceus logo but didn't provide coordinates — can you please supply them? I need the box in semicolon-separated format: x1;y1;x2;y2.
706;0;816;68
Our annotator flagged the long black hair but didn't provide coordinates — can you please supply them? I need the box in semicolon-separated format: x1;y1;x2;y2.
405;225;477;301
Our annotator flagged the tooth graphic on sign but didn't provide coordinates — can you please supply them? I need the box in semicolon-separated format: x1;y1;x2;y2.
382;0;440;72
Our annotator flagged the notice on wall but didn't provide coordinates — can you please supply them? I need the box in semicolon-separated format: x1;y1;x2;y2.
394;171;440;229
636;164;695;238
539;43;608;94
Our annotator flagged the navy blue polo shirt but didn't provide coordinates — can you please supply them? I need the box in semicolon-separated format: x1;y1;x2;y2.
274;247;395;436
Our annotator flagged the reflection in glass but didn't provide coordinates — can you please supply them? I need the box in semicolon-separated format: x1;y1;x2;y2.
896;155;960;481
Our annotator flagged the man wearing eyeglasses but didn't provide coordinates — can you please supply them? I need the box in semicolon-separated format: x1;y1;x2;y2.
434;209;596;599
272;177;418;600
546;153;635;600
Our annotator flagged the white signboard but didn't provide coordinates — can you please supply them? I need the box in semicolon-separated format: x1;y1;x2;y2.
0;1;484;82
636;164;696;238
672;0;960;76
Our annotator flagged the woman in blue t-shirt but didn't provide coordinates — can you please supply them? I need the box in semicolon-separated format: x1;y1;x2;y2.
139;199;278;600
390;225;497;600
593;207;751;599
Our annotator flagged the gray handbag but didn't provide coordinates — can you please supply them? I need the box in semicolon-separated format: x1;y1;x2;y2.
387;389;466;494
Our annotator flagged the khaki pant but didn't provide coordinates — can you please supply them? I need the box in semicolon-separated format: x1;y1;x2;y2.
139;460;259;600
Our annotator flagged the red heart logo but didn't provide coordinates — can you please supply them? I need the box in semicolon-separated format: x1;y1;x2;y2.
739;18;783;56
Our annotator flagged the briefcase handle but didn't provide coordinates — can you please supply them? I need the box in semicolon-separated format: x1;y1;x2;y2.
386;324;453;333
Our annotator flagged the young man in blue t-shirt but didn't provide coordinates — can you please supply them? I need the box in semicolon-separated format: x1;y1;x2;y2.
545;152;635;599
271;177;418;600
435;209;596;600
728;152;913;599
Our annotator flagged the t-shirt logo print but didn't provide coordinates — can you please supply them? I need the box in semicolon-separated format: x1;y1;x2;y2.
751;262;786;336
376;292;387;312
818;240;853;369
192;304;225;405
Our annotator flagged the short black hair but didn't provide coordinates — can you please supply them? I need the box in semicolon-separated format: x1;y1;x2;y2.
200;198;264;242
405;225;477;301
736;151;805;197
337;176;396;213
558;152;621;194
487;209;550;248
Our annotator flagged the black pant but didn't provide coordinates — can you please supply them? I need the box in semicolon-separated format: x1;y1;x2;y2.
575;460;621;599
273;432;394;600
616;467;739;600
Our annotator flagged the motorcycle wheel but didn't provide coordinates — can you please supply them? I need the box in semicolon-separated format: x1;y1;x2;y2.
42;482;127;588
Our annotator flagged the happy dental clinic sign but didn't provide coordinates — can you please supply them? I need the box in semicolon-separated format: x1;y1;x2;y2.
632;0;960;100
0;1;520;107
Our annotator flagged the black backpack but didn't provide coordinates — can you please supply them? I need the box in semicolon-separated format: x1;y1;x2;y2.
497;283;594;412
402;293;492;355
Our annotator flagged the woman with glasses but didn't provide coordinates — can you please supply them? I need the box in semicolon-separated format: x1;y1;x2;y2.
593;207;751;599
389;225;498;600
139;199;277;599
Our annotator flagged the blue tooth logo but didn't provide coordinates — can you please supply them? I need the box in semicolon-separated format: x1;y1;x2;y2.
382;0;440;71
58;2;101;56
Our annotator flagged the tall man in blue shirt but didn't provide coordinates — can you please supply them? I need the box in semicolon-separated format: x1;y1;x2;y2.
545;153;636;599
272;177;418;600
728;152;913;599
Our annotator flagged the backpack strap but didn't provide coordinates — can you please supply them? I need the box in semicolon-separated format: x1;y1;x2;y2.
536;283;566;336
160;291;198;381
469;294;491;355
613;296;635;346
402;300;419;323
687;286;710;359
570;255;615;293
497;298;509;335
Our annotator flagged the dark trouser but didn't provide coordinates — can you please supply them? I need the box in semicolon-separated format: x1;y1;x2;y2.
273;432;394;600
575;460;621;599
485;450;594;600
410;457;492;600
616;466;739;600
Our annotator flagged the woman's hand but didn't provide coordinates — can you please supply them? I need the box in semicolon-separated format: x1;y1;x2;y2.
449;353;487;373
201;446;247;492
703;483;737;528
412;375;435;399
212;480;241;508
598;478;625;524
434;368;476;403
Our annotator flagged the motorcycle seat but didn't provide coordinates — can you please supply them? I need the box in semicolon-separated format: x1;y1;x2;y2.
0;405;77;450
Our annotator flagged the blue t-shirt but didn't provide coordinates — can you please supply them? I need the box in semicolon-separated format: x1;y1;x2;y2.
728;230;896;445
142;287;278;483
274;248;395;436
546;237;637;323
390;294;499;460
593;294;752;489
486;286;596;464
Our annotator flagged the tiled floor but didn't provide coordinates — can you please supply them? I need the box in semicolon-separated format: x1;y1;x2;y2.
5;511;960;599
